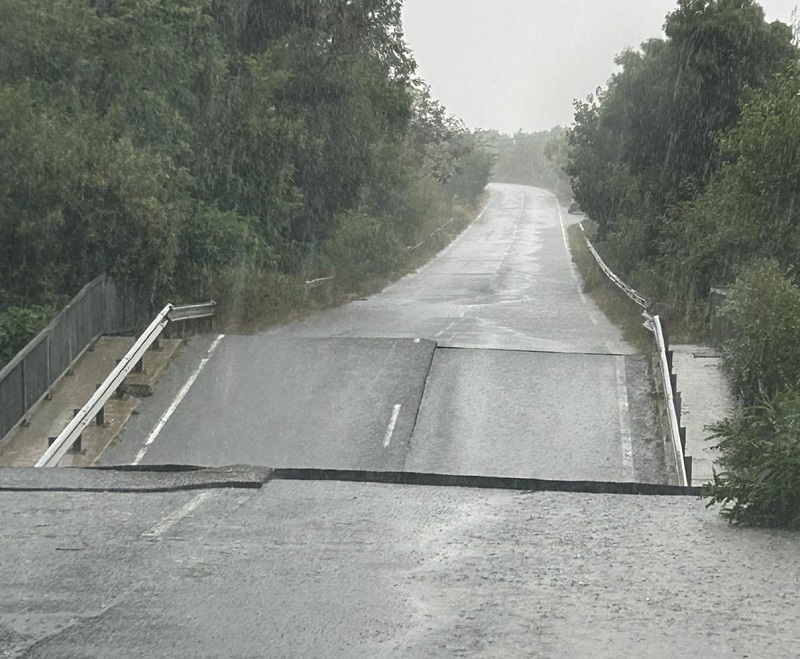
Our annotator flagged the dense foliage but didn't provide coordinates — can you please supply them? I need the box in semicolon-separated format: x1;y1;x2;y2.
706;389;800;528
566;0;800;526
569;0;797;306
0;0;491;357
718;261;800;404
706;261;800;526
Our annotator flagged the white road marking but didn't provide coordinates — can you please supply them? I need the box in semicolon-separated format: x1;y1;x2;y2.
132;334;225;465
434;312;466;339
554;196;600;326
383;404;402;448
615;356;635;480
555;196;572;252
142;492;213;538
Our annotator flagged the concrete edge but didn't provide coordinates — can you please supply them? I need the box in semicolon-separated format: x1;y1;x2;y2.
271;468;704;496
0;465;704;496
0;464;272;493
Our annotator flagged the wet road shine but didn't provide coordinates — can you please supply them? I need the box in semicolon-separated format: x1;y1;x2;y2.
102;184;668;484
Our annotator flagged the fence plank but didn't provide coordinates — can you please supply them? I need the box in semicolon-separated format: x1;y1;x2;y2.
0;275;136;443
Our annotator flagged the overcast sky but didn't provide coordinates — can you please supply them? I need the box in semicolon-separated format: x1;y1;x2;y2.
401;0;798;134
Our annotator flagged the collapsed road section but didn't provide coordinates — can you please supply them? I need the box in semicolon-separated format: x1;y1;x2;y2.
98;336;668;484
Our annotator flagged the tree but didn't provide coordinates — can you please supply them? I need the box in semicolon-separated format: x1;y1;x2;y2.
567;0;796;273
0;0;490;340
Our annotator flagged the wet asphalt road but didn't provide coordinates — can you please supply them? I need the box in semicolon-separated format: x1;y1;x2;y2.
100;184;668;484
4;185;781;658
3;476;800;658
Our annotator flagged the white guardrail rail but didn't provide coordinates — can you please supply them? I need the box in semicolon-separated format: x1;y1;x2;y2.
578;224;689;487
35;301;215;468
653;314;689;487
167;301;216;323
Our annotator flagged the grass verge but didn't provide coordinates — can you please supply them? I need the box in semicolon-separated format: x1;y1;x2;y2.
566;220;651;352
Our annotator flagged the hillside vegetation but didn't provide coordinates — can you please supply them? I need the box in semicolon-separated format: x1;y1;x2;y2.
0;0;491;359
566;0;800;526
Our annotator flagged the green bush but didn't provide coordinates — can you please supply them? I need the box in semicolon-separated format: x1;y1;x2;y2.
720;260;800;404
704;389;800;528
0;305;54;367
210;268;308;330
323;210;404;286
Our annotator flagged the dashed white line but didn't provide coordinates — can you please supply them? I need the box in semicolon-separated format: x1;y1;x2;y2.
142;492;213;538
383;404;402;448
132;334;225;465
615;356;635;480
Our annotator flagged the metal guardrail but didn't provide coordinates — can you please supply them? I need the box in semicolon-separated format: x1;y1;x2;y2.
305;276;335;290
35;300;217;467
652;315;689;487
34;301;217;467
163;301;216;337
168;301;216;323
579;225;650;309
579;224;689;487
35;305;174;467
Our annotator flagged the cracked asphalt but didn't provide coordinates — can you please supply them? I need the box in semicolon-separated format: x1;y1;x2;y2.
2;185;758;657
100;184;669;484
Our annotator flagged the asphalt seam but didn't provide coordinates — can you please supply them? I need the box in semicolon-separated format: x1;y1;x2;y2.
270;468;703;497
401;342;439;467
438;344;635;358
0;464;700;495
0;465;273;493
0;481;266;494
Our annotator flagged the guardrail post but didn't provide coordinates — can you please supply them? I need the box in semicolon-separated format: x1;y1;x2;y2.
36;303;173;467
133;358;144;374
45;333;53;400
675;391;682;425
679;426;687;454
94;384;105;426
684;456;693;484
21;357;27;413
70;409;82;453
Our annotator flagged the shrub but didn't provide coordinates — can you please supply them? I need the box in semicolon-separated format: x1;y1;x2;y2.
704;389;800;528
0;305;53;367
720;260;800;404
323;210;404;286
210;268;308;330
